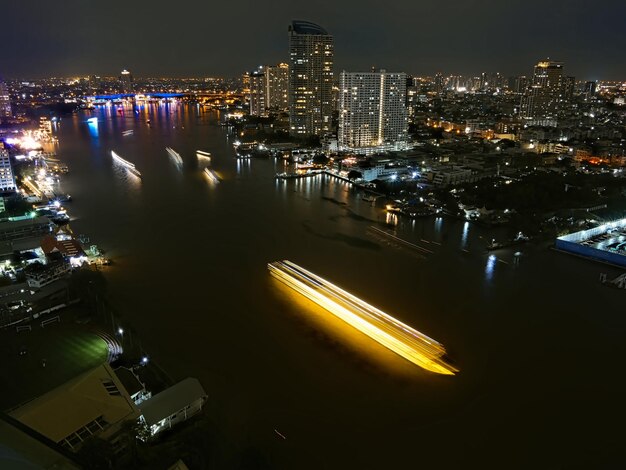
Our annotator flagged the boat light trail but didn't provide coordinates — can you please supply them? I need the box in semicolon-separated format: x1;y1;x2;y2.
268;260;458;375
204;167;220;184
111;151;142;178
166;147;183;167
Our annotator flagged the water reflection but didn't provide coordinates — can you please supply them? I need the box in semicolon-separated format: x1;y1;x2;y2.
385;212;398;226
485;254;497;281
87;120;99;138
461;221;469;248
434;216;443;234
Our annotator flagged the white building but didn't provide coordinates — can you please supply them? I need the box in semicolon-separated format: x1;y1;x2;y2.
339;70;408;154
0;149;16;192
138;377;207;439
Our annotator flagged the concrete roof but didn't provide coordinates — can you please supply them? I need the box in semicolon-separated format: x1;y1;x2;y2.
139;378;206;427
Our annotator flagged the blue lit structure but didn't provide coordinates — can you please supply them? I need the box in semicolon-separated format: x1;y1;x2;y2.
556;218;626;267
90;93;184;100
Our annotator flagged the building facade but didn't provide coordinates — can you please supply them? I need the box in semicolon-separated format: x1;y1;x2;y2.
288;20;334;136
338;70;408;153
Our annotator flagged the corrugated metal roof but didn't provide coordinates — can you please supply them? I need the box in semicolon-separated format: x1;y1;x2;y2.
139;378;206;426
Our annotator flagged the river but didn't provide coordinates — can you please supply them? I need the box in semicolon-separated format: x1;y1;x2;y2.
52;103;626;469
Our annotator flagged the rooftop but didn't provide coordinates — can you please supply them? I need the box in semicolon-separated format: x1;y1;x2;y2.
290;20;329;36
10;363;139;444
139;378;206;427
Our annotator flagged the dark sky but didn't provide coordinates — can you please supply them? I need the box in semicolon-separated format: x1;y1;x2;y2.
2;0;625;80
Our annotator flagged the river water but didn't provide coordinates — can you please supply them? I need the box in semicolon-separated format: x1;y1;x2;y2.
52;103;625;469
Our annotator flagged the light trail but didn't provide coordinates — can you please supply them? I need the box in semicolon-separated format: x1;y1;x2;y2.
196;150;212;162
369;226;434;254
203;167;220;184
166;147;183;167
268;261;458;375
111;151;142;178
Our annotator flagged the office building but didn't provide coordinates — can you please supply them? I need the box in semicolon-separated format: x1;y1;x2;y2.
338;70;408;153
288;20;334;136
520;59;564;118
0;79;11;118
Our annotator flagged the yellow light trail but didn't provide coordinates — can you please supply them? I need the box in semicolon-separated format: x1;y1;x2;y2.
268;260;458;375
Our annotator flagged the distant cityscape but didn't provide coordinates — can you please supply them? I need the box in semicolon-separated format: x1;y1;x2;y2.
0;17;625;470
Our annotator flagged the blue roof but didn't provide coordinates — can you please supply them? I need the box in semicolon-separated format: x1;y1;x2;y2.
290;20;329;35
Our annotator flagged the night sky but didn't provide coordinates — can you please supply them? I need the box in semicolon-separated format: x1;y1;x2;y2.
2;0;625;80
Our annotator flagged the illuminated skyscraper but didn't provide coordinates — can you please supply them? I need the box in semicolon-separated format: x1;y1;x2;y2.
0;79;11;119
0;148;16;192
520;59;564;118
119;69;133;93
265;63;289;112
288;20;334;136
249;68;266;116
338;70;408;153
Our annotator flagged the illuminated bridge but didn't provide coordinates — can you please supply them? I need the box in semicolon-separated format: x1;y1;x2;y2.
268;260;458;375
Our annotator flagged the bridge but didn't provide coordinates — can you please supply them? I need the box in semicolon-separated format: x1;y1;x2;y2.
87;92;244;103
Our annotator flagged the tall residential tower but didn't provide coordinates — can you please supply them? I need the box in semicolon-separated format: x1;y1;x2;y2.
338;70;408;153
0;79;11;119
288;20;334;136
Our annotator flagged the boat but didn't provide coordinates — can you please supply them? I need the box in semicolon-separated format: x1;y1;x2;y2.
268;260;458;375
111;151;142;178
204;167;220;184
486;232;529;251
165;147;183;167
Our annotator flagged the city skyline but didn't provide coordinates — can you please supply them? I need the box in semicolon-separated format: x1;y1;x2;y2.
1;0;625;80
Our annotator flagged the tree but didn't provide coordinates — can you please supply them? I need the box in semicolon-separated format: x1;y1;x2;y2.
347;170;362;181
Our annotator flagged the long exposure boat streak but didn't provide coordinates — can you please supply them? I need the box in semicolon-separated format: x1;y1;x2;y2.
111;150;142;178
268;260;458;375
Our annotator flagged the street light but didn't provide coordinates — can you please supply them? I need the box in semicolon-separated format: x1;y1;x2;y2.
117;327;124;335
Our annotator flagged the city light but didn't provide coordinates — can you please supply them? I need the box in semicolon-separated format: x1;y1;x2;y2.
268;261;458;375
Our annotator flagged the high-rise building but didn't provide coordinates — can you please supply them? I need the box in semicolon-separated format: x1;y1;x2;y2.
0;79;11;119
248;63;289;116
520;59;564;118
119;69;133;93
265;63;289;112
0;148;16;192
288;20;334;136
434;73;444;94
249;69;266;116
510;75;528;94
338;70;408;153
